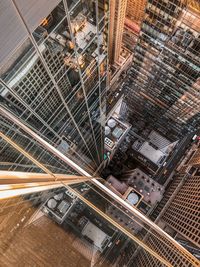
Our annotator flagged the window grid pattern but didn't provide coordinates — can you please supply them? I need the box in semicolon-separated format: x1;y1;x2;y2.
0;0;110;173
162;175;200;247
124;0;200;140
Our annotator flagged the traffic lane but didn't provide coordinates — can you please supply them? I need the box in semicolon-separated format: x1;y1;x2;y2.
106;92;124;115
108;74;127;97
104;234;127;264
106;76;127;110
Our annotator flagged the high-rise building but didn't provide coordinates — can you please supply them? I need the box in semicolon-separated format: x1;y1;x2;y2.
123;0;147;51
161;174;200;248
0;117;199;266
160;142;200;248
109;0;127;64
131;141;200;266
124;0;200;140
0;0;110;173
1;1;200;267
126;0;147;25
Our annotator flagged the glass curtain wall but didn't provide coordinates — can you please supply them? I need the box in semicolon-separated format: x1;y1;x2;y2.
0;113;82;174
0;0;109;174
0;178;199;267
124;0;200;140
0;115;198;267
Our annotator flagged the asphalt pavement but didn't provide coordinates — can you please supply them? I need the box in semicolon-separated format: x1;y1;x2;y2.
106;76;127;116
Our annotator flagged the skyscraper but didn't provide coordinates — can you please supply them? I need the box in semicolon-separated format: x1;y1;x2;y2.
109;0;127;64
131;140;200;266
126;0;147;25
160;143;200;248
0;120;199;266
1;1;200;266
0;0;109;173
124;0;200;140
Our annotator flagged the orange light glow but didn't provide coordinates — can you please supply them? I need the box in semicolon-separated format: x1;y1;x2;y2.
181;95;187;100
41;18;48;26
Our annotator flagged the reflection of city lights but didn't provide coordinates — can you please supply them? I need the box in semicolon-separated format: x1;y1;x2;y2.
77;55;84;68
76;91;84;100
86;68;91;76
100;64;105;76
41;18;48;26
74;24;79;33
68;41;74;49
105;3;109;11
181;95;187;100
72;14;86;33
188;0;200;13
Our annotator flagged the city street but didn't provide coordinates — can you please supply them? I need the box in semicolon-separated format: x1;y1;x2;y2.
106;72;129;116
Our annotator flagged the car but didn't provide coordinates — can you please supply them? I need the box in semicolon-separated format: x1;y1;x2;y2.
108;98;114;104
114;93;119;98
163;169;168;175
192;134;200;141
192;134;197;140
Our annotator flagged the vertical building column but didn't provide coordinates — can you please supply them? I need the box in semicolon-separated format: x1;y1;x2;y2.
109;0;127;64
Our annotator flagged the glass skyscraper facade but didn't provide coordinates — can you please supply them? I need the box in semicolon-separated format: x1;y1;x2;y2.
0;1;200;266
0;0;109;174
0;136;198;266
124;0;200;140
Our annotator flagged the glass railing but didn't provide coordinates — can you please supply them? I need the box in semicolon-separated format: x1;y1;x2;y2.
0;105;199;267
0;177;199;267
